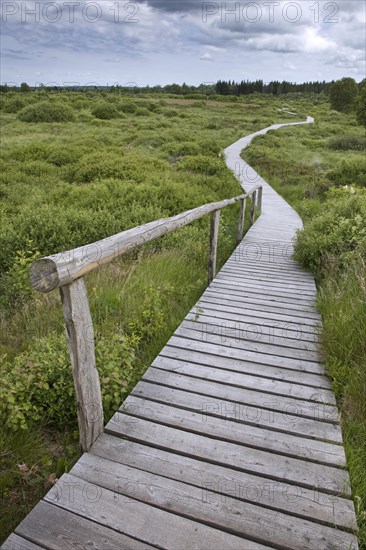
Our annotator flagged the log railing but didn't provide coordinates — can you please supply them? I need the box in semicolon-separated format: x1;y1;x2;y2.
29;185;262;451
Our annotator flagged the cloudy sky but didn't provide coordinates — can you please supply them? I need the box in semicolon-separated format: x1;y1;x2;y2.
1;0;365;86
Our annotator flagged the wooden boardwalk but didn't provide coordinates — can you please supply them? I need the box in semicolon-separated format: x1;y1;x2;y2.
2;119;359;550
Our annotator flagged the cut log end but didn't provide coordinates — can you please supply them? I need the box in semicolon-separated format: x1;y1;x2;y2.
29;258;60;293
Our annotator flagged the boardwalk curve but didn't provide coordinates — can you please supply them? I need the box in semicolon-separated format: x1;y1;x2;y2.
2;118;359;550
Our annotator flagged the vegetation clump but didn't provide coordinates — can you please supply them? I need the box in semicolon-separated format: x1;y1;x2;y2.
18;101;75;123
91;101;119;120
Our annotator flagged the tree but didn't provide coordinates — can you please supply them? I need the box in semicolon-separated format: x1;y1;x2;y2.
356;81;366;127
20;82;30;92
329;78;358;113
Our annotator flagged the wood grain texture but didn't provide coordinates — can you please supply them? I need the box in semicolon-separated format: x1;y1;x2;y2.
44;473;270;549
60;278;103;451
208;210;220;284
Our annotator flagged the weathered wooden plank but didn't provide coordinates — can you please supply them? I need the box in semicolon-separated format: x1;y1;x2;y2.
180;319;323;362
92;433;356;530
216;272;316;294
209;281;317;307
217;269;316;290
14;500;152;549
210;280;316;305
213;280;316;301
1;534;44;550
44;473;270;550
188;308;320;344
71;453;358;550
133;374;339;441
250;190;257;225
199;292;321;321
183;311;319;353
224;258;313;276
236;197;246;243
122;393;344;466
105;413;351;495
208;210;220;284
147;362;340;425
165;335;327;376
157;346;331;389
59;277;103;451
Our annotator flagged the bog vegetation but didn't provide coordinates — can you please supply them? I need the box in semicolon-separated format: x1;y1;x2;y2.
0;85;365;544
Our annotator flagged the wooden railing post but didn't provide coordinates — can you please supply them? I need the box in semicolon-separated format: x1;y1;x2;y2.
208;210;220;284
250;190;257;226
59;277;104;452
257;186;263;214
236;198;246;245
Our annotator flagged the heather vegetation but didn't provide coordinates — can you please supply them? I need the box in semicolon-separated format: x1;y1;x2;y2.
0;87;365;544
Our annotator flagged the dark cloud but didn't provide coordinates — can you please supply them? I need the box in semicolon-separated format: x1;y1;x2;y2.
136;0;202;13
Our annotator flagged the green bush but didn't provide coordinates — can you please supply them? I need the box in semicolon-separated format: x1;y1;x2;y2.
294;188;366;278
328;136;366;151
177;154;226;176
2;97;27;113
69;151;169;183
91;102;118;120
328;158;366;187
18;102;75;123
117;101;138;113
47;146;81;166
0;329;140;430
135;107;150;116
164;141;201;157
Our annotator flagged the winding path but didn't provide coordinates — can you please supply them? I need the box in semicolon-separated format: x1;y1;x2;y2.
2;117;359;550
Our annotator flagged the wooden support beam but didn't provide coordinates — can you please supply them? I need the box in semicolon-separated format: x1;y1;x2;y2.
257;186;263;214
236;198;246;245
59;277;104;451
208;210;221;285
250;190;257;226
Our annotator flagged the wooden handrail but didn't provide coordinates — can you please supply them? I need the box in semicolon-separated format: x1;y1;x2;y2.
30;185;262;293
29;185;262;451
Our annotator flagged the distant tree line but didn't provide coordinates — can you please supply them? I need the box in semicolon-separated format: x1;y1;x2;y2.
214;79;331;96
0;80;334;96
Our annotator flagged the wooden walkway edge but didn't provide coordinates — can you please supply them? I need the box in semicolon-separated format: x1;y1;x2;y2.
2;118;359;550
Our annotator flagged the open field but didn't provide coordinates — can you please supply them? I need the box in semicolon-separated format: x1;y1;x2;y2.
0;91;365;544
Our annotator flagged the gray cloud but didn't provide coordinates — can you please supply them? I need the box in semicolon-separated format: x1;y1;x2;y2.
1;0;365;85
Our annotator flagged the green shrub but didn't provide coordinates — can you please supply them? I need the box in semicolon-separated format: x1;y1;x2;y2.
2;98;27;113
164;109;179;117
69;151;169;183
48;146;81;166
177;154;226;176
328;158;366;187
0;243;41;308
328;136;366;151
164;141;201;157
294;188;366;278
91;102;118;120
117;101;138;113
18;102;75;123
0;329;140;430
135;107;150;116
